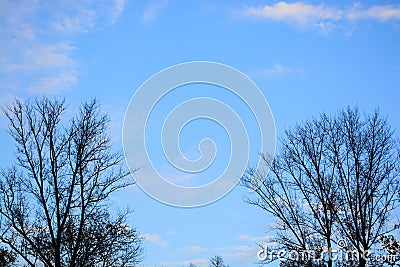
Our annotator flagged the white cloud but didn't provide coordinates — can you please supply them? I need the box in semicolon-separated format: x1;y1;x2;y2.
347;3;400;22
244;2;340;24
161;258;208;267
238;2;400;32
0;0;126;95
263;63;301;78
179;245;209;254
51;1;126;33
27;70;78;94
216;244;259;265
142;0;168;24
110;0;126;23
194;234;277;265
52;7;97;33
1;40;75;73
158;165;196;186
187;245;208;254
168;236;273;266
237;233;273;243
141;233;168;247
250;63;304;79
1;40;79;94
22;42;76;71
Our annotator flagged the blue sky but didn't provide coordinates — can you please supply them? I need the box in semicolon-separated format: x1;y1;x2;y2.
0;0;400;266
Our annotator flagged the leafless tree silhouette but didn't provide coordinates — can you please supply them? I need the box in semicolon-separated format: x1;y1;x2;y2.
243;107;400;267
0;98;143;267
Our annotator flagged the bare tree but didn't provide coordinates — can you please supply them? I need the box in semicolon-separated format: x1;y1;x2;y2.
243;107;400;267
330;108;399;267
0;98;143;267
209;255;229;267
243;116;340;267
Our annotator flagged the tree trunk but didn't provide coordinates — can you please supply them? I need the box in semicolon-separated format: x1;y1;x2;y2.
327;242;333;267
359;257;366;267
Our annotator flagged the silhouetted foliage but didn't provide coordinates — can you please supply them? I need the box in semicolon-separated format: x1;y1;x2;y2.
0;247;16;267
378;234;400;267
209;255;229;267
0;98;143;267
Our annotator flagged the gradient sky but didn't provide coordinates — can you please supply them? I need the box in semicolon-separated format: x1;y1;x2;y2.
1;1;399;266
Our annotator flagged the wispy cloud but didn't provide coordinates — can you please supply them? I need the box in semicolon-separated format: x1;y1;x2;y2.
142;0;168;24
161;258;207;267
0;0;125;95
250;63;304;79
27;71;79;94
216;244;259;265
2;40;79;94
244;2;340;24
237;233;273;243
179;245;209;254
237;2;400;33
110;0;126;23
346;3;400;22
141;233;168;247
196;234;276;264
263;63;303;78
168;235;272;265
